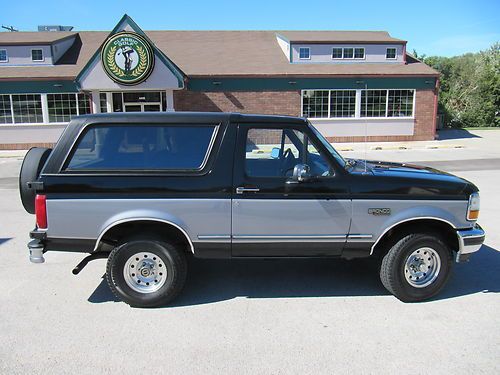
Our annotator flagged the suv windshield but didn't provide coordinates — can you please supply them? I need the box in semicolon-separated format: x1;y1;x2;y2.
307;122;346;169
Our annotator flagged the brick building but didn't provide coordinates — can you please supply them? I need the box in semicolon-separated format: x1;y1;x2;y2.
0;15;439;149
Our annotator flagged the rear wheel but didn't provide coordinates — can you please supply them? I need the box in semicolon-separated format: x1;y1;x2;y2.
106;237;187;307
380;233;452;302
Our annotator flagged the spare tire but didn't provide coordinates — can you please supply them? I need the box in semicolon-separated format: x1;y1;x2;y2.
19;147;52;214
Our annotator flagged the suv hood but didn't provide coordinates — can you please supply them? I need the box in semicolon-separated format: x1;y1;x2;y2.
348;159;477;198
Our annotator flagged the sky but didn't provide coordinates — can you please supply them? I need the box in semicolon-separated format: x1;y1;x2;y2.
2;0;499;57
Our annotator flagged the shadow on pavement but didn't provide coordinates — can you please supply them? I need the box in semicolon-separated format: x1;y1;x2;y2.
0;238;12;246
437;129;481;140
437;245;500;299
88;244;500;306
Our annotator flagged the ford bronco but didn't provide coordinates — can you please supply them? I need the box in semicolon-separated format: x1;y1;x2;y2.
20;112;485;307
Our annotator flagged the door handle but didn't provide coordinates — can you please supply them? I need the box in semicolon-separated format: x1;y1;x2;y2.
236;187;260;194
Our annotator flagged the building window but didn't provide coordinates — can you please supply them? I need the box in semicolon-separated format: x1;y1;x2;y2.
386;48;397;59
361;90;388;117
354;48;365;59
332;48;343;59
11;94;43;123
0;49;7;62
299;47;310;59
343;48;354;59
31;49;44;61
47;94;78;122
0;95;13;124
330;90;356;118
100;93;108;113
388;90;414;117
77;93;92;115
302;90;329;118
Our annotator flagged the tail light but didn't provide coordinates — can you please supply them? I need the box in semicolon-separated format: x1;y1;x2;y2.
35;194;48;229
467;192;480;221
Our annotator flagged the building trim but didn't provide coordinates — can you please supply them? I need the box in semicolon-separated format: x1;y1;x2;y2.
74;14;185;89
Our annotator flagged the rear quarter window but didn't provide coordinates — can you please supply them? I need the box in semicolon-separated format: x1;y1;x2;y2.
65;124;218;171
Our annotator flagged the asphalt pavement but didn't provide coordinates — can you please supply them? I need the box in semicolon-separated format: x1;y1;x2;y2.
0;131;499;374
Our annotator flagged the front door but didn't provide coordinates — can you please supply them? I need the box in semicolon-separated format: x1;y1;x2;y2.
231;123;351;257
124;103;161;112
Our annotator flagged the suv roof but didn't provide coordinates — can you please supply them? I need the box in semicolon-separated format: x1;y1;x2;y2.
75;112;308;126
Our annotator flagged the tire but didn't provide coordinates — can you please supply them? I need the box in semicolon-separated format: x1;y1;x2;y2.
19;147;52;214
106;237;187;307
380;233;452;302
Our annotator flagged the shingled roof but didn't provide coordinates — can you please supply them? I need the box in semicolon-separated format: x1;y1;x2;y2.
0;30;438;80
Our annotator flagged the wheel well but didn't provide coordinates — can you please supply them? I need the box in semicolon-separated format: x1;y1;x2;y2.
95;220;193;254
372;219;459;257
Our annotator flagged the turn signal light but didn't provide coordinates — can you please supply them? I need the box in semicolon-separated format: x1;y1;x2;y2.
35;194;48;229
467;193;480;221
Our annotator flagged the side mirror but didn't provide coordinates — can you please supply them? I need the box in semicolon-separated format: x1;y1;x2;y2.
292;164;311;182
270;147;280;159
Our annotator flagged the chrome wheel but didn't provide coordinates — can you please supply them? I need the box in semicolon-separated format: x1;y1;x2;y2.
404;247;441;288
123;252;167;293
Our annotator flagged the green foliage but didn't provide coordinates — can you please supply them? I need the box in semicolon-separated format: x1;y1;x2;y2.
421;43;499;128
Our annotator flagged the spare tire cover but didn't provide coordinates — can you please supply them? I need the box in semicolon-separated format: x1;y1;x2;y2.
19;147;52;214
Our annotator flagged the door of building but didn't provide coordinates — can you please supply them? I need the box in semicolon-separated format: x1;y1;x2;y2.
124;103;161;112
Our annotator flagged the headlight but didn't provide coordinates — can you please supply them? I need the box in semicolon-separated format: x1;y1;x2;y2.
467;192;480;221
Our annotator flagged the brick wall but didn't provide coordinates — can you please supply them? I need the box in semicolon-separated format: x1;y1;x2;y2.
174;88;437;143
174;91;301;116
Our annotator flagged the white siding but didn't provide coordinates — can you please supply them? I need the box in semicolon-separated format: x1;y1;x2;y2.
291;44;404;63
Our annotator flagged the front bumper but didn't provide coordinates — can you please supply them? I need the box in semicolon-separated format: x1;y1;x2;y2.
456;224;485;263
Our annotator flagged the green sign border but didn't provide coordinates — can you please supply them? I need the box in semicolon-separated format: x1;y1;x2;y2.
101;31;155;86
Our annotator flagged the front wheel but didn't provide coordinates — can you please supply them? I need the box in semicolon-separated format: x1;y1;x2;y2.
106;238;187;307
380;233;452;302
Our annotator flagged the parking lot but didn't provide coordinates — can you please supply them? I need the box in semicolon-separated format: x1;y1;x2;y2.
1;129;499;374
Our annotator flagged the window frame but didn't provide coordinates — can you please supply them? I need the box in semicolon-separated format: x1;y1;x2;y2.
61;123;221;175
298;47;311;60
354;47;365;59
0;49;8;62
31;48;44;62
241;124;337;180
386;47;397;60
342;47;354;59
331;47;343;59
301;89;415;119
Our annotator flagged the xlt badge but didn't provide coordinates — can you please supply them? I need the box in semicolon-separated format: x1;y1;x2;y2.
368;208;391;216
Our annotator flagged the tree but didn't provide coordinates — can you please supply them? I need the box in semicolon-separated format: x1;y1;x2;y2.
422;43;499;128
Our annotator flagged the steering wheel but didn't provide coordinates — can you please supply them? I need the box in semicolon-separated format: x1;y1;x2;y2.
280;148;296;176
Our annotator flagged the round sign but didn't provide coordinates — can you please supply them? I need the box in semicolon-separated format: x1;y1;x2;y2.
101;32;155;85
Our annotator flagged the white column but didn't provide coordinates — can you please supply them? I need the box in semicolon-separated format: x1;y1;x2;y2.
106;92;113;113
166;90;174;112
41;93;49;124
355;89;362;118
91;90;100;114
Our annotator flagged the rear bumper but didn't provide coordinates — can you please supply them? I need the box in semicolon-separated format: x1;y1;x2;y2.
456;224;485;263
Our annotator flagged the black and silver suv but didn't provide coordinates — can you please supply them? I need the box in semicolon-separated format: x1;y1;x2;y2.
20;112;485;307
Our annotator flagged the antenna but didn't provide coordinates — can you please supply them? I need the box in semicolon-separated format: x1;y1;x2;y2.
356;80;368;173
1;25;19;32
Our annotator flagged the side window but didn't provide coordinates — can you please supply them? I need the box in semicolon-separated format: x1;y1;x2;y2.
245;127;333;178
66;124;217;171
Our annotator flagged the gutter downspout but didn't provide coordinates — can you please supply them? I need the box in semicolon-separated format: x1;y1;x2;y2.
433;78;440;139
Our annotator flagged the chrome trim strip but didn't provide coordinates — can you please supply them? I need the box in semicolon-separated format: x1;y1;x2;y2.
93;218;195;254
370;216;458;255
347;234;373;239
197;235;231;240
232;235;347;242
